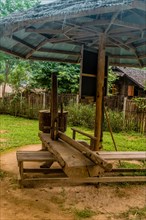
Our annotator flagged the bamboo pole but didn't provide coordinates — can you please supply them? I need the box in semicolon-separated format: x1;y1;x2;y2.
104;106;121;166
94;34;106;151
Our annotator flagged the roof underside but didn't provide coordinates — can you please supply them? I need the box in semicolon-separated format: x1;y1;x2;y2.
0;0;146;67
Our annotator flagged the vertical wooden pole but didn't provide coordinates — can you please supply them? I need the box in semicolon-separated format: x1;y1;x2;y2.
50;73;58;140
94;34;106;151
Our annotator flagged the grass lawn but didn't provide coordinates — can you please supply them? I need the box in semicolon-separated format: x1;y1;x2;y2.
0;114;146;153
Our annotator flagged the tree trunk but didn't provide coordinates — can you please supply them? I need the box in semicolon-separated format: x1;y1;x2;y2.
2;61;10;99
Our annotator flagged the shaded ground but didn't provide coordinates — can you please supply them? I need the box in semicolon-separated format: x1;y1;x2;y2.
0;144;146;220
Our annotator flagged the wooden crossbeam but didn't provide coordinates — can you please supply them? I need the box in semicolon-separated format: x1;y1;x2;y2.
0;46;25;59
23;176;146;184
98;151;146;161
38;48;80;56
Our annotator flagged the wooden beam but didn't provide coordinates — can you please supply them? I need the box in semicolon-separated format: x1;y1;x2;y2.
94;34;106;151
0;46;25;59
104;11;120;34
38;48;80;56
29;56;79;64
25;38;49;58
114;19;146;30
39;132;104;178
50;73;58;140
109;62;142;68
58;131;112;172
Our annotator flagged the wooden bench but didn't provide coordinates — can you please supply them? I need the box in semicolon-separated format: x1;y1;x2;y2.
16;151;56;187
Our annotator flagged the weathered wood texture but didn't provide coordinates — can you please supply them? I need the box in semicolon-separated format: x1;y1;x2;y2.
50;73;58;140
58;131;112;171
16;150;56;187
71;127;96;150
94;34;106;151
98;151;146;160
39;110;68;133
39;132;104;177
16;151;55;162
22;176;146;185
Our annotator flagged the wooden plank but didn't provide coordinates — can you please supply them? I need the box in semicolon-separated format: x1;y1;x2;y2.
16;151;55;162
23;168;64;174
39;132;104;177
23;176;146;184
109;168;146;172
98;151;146;160
71;127;97;140
58;131;112;171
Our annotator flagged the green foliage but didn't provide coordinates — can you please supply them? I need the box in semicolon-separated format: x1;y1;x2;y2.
66;103;95;129
0;74;4;85
108;67;119;94
67;104;124;132
0;0;40;97
132;97;146;110
30;62;80;94
103;109;124;132
9;61;31;92
0;0;40;17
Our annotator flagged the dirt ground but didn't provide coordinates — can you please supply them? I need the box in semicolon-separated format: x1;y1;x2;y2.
0;144;146;220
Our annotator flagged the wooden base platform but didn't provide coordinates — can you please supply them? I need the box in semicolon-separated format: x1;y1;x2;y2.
16;133;146;187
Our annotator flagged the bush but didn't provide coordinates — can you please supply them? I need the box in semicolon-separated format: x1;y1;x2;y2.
103;109;124;132
66;103;95;129
67;103;125;132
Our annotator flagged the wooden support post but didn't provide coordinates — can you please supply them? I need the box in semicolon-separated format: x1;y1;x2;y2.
94;34;106;151
50;73;58;140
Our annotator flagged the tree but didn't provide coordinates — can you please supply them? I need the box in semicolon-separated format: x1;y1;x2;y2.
0;0;40;98
107;67;119;95
30;62;80;94
0;0;40;16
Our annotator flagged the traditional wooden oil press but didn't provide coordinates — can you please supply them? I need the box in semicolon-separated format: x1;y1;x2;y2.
0;0;146;186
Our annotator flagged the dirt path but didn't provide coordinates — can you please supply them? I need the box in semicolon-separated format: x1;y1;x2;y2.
0;145;146;220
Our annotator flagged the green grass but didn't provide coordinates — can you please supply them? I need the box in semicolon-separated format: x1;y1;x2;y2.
74;208;96;219
0;114;40;152
0;114;146;153
66;126;146;151
117;206;146;219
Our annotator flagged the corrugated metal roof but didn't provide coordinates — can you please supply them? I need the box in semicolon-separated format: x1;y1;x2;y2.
0;0;146;67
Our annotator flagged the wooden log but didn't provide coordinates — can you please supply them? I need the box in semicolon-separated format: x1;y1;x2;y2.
58;131;112;171
39;132;104;178
97;151;146;160
94;34;106;151
50;73;58;140
23;176;146;184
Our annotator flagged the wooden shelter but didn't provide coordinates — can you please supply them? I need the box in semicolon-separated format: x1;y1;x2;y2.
112;67;146;97
0;0;146;185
